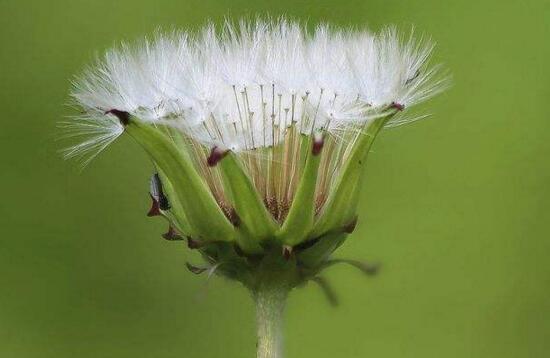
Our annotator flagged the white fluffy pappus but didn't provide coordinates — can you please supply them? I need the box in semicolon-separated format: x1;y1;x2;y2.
68;18;448;158
65;18;450;220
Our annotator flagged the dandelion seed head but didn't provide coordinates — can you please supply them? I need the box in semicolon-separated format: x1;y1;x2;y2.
64;18;449;216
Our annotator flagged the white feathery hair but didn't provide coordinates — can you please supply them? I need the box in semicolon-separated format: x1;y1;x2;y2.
68;18;448;155
65;18;448;215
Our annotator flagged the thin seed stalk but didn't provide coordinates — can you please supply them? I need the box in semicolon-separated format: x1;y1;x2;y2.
254;284;289;358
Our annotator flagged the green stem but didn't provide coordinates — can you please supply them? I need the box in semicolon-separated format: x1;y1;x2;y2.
254;285;288;358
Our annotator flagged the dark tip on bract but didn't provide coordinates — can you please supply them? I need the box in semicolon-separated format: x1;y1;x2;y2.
282;245;293;260
342;216;358;234
207;146;229;167
390;102;405;111
312;134;324;156
187;237;203;249
185;262;207;275
147;195;161;217
106;109;130;125
162;226;183;241
361;262;380;276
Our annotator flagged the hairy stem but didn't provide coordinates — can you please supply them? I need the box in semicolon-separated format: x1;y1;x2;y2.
254;284;288;358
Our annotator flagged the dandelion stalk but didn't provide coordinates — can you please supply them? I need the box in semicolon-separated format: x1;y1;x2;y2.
63;17;449;357
255;285;287;358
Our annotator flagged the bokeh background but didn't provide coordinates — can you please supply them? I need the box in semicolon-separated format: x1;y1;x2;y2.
1;0;549;357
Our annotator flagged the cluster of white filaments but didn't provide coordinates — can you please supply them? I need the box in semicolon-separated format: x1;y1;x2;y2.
67;18;448;220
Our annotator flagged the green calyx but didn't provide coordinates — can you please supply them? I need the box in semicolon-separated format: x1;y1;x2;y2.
116;109;393;283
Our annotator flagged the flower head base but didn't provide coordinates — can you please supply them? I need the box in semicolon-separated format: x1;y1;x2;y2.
66;18;448;293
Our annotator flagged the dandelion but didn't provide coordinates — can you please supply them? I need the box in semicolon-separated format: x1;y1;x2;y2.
65;18;448;358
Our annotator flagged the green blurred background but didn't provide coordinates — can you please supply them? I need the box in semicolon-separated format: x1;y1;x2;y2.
1;0;549;357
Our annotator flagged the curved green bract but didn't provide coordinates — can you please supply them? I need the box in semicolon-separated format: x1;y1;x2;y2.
219;153;277;253
312;113;395;238
277;134;323;246
125;118;235;243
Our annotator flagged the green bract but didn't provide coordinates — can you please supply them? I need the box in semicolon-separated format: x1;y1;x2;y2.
117;110;395;291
